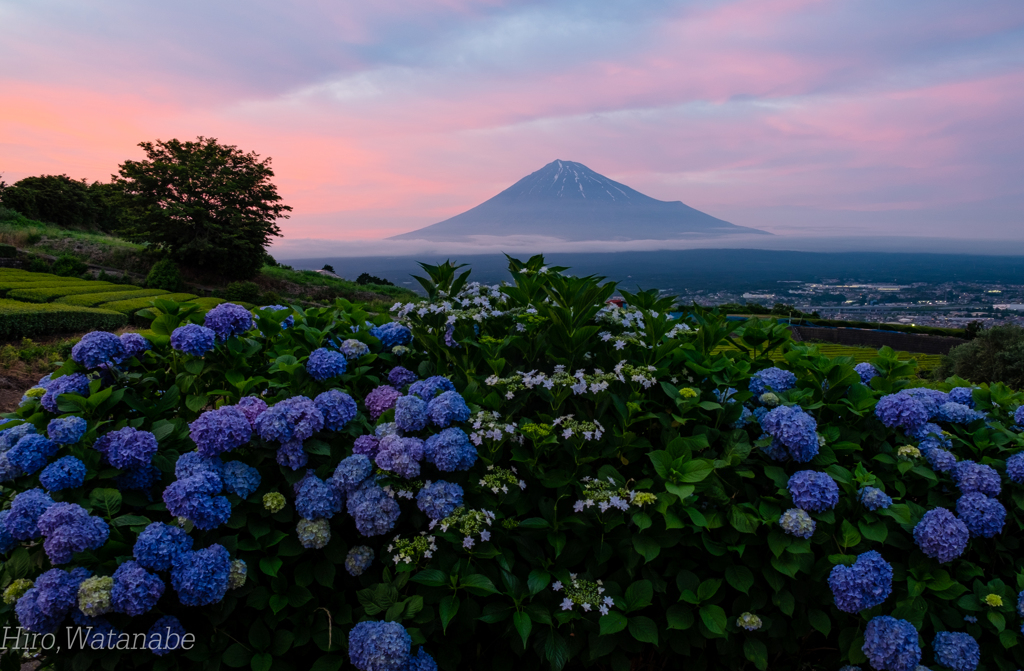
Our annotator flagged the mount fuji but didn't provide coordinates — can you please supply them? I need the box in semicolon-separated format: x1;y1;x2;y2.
389;160;769;241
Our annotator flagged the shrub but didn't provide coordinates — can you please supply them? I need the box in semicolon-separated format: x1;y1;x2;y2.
146;258;182;292
223;281;260;303
0;244;17;258
26;256;50;273
0;280;91;296
55;288;169;307
322;263;335;273
7;284;120;303
935;324;1024;389
0;299;126;337
49;254;89;278
356;272;394;287
96;293;198;319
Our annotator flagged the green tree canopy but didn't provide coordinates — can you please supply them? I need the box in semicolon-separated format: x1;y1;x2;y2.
0;174;123;230
113;137;291;280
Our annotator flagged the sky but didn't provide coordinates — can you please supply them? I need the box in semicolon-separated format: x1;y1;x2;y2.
2;0;1023;257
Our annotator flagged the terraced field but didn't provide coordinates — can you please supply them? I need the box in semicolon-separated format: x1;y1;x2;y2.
714;342;943;374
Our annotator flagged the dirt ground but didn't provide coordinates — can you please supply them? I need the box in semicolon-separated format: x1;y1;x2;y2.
0;359;54;411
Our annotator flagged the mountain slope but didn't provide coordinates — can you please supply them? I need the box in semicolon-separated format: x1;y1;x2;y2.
390;160;769;241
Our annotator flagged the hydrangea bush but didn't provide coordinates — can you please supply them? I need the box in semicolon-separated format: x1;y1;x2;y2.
1;259;1024;671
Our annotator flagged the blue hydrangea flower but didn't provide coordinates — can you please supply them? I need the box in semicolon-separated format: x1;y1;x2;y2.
294;470;343;520
345;546;374;576
330;455;373;495
71;331;126;369
925;448;956;473
424;428;477;472
347;483;401;537
307;348;348;381
120;333;151;360
110;560;164;615
170;323;216;356
222;461;261;498
828;550;893;613
859;486;892;511
0;422;37;451
255;396;324;443
779;508;815;539
204;303;254;341
759;406;819;462
354;435;380;459
72;611;120;648
408;376;456;401
1006;453;1024;484
96;426;159;470
375;435;425;479
259;305;294;329
1015;405;1024;428
47;416;87;445
366;386;402;420
733;405;754;429
749;367;797;396
861;616;921;671
115;464;161;492
371;322;412;350
951;461;1001;497
7;434;58;475
162;472;231;531
933;631;980;671
947;387;975;408
0;510;16;553
714;388;737;404
1018;590;1024;618
908;422;945;442
388;367;417;389
787;471;839;512
189;406;252;457
375;423;400;438
854;362;879;385
427;391;471;428
37;503;109;565
41;373;91;413
405;649;438;671
277;438;308;470
875;392;930;432
416;481;464;520
175;451;224;481
236;396;268;427
133;523;194;572
395;395;429;432
914;508;969;563
956;493;1005;538
15;567;90;633
39;456;86;492
4;488;55;540
348;620;411;671
937;402;986;425
315;389;358;431
903;387;948;415
170;544;231;607
340;339;370;359
148;615;188;656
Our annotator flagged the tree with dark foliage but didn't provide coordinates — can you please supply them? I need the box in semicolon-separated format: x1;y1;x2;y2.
0;174;124;230
113;137;291;280
936;324;1024;389
356;272;393;286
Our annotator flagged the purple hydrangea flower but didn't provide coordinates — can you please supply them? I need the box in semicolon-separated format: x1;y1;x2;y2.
925;447;957;473
947;387;975;408
119;333;151;360
956;493;1006;538
933;631;980;671
71;612;120;648
854;362;879;385
340;339;370;359
7;434;58;475
427;391;471;428
306;348;348;381
409;376;456;401
175;451;224;481
255;396;324;444
39;456;86;492
416;481;463;520
787;471;839;512
330;455;373;495
170;544;231;606
375;435;424;479
365;386;402;420
190;406;252;457
96;426;158;470
15;567;90;633
4;488;55;540
875;392;930;432
749;367;797;396
315;389;358;431
937;402;986;425
395;395;429;432
71;332;126;369
294;471;343;520
259;305;294;329
347;483;401;537
47;416;87;445
859;486;892;511
951;461;1001;497
405;649;437;671
370;322;412;350
903;387;948;416
111;560;165;615
861;616;921;671
222;461;261;498
828;550;893;613
133;523;194;572
424;428;477;472
41;373;90;413
276;438;308;470
37;503;109;564
1006;452;1024;484
236;396;268;427
345;546;375;576
348;620;411;671
162;472;231;531
913;508;969;563
148;615;188;656
353;435;380;460
204;303;254;341
170;323;216;356
388;367;417;389
908;422;945;442
759;406;819;462
779;508;815;539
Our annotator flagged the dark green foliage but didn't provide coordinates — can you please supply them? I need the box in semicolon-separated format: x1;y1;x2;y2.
146;258;183;292
0;244;16;258
0;299;126;337
50;253;88;277
97;269;139;286
260;290;281;305
263;252;279;267
7;283;121;303
55;288;168;307
96;292;198;320
321;263;335;273
965;320;984;340
223;281;261;303
0;174;126;231
113;136;291;280
936;324;1024;389
26;256;50;273
356;272;394;287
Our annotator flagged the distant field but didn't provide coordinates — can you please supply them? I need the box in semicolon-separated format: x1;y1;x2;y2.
714;342;943;374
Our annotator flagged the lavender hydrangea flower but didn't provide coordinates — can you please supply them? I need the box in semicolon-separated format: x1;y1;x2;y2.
913;508;969;563
306;348;348;381
759;406;819;462
340;339;370;359
375;423;400;438
424;428;478;472
365;386;402;420
315;389;358;431
236;396;268;427
37;503;109;564
4;489;55;540
371;322;413;349
348;620;411;671
345;546;374;576
47;416;87;445
96;426;159;470
148;616;188;656
787;471;839;512
170;544;231;607
294;471;343;520
749;367;797;396
933;631;980;671
861;616;921;671
956;493;1006;538
395;395;429;432
119;333;151;360
1006;453;1024;484
170;323;216;357
277;439;308;470
162;472;231;531
353;435;381;459
330;455;373;495
409;376;456;401
427;391;471;428
110;560;164;615
859;486;893;511
15;567;90;633
7;434;58;475
41;373;90;413
259;305;294;329
222;461;261;498
255;396;324;443
416;481;464;520
388;367;417;389
779;508;815;539
947;387;975;408
71;331;126;369
828;551;893;613
133;523;194;572
951;461;1001;497
376;435;425;479
347;483;401;537
189;406;252;457
39;456;86;492
204;303;254;341
854;362;879;385
875;392;930;432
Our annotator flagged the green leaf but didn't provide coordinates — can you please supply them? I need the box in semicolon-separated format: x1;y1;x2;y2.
269;595;287;614
186;394;208;413
649;451;673;479
411;569;447;587
184;359;205;375
665;483;695;499
743;639;769;671
403;596;424;619
461;574;499;596
250;653;272;671
305;439;332;456
989;611;1006;632
89;488;122;517
624;580;653;612
512;611;532;648
840;520;861;549
699;604;727;635
111;514;150;527
697;579;722;602
628;616;659;645
309;655;345;671
677;459;714;483
808;609;831;636
666;604;694;630
315;561;336;587
858;520;888;543
150;313;180;336
633;535;660;562
544;631;570;671
439;595;460;633
259;557;283;577
599;611;628;635
725;566;754;594
222;643;253;668
527;570;550;595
